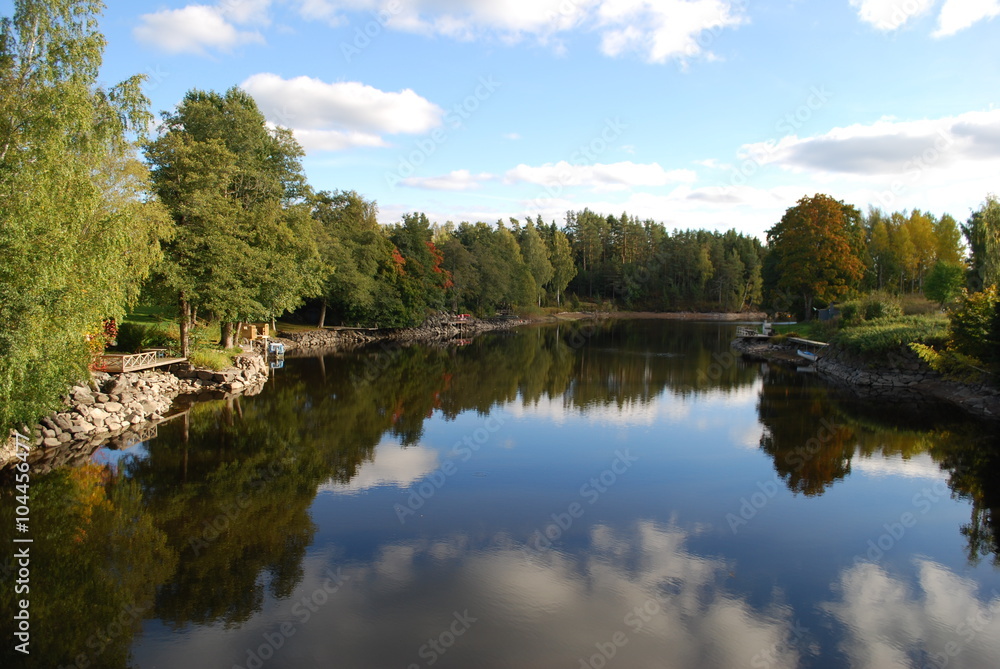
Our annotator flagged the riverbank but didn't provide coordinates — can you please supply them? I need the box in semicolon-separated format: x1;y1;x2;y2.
732;336;1000;420
542;310;768;322
275;313;529;351
1;352;270;472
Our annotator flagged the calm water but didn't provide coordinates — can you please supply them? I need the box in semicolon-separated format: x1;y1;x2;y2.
3;320;1000;669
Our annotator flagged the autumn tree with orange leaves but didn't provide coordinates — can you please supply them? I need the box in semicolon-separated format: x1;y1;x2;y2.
766;194;865;320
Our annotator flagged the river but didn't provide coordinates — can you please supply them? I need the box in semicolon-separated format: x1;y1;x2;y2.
2;320;999;668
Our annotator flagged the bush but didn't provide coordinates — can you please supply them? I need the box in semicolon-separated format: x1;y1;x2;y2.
839;300;861;323
948;287;1000;373
115;322;178;353
861;292;903;320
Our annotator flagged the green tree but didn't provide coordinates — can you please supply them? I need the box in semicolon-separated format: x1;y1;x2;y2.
0;0;169;433
145;88;322;350
766;194;865;320
924;260;965;308
963;195;1000;292
547;228;577;307
519;221;554;307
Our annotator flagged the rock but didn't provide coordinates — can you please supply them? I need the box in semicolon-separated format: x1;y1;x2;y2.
89;407;110;420
54;415;73;431
57;432;72;443
105;377;129;395
96;393;110;403
43;437;60;448
69;422;95;434
196;370;215;381
104;401;124;413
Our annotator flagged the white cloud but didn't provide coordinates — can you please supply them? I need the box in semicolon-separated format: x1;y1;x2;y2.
852;453;946;480
505;160;698;191
933;0;1000;36
240;73;444;151
740;109;1000;176
596;0;746;63
849;0;935;31
317;440;440;493
288;128;389;151
293;0;746;63
134;3;267;54
824;561;1000;669
503;132;522;140
401;170;494;191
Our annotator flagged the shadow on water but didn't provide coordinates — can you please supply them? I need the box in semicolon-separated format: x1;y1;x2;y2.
1;320;998;667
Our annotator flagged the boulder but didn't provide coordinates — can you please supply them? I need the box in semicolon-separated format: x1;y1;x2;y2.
43;437;60;448
103;401;124;413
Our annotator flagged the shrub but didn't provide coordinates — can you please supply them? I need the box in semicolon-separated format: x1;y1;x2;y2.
115;322;151;352
114;322;179;353
861;291;903;320
948;287;1000;373
839;300;861;323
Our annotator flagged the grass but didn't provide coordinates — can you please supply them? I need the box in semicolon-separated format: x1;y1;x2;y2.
770;320;838;342
188;348;239;371
831;314;948;355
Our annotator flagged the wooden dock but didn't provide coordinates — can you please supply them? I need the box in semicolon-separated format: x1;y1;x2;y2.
94;350;186;373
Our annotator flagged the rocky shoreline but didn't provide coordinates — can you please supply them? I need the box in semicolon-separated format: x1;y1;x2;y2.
732;336;1000;420
276;313;528;351
1;353;270;473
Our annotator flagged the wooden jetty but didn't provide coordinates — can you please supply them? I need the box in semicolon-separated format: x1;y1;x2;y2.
94;349;186;373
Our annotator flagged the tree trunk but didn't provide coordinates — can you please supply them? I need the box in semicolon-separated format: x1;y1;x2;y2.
190;306;198;328
318;300;327;328
221;321;234;349
179;297;191;358
803;294;814;321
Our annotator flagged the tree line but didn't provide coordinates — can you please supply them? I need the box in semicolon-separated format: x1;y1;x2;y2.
2;0;999;435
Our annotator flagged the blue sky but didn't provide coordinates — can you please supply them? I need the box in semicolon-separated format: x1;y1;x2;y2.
72;1;1000;237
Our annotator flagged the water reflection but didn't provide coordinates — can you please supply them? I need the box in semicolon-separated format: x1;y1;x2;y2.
135;521;802;669
824;561;1000;669
1;320;998;668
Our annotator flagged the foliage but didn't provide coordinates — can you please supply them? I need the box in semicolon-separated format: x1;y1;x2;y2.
144;87;323;348
947;287;1000;374
0;0;169;433
115;322;177;353
923;260;966;307
962;195;1000;292
765;194;865;320
832;315;948;355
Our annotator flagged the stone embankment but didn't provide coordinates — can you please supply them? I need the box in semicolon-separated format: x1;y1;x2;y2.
732;337;1000;420
279;314;527;351
1;353;270;472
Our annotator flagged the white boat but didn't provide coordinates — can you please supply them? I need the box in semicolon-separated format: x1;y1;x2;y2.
796;349;818;363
